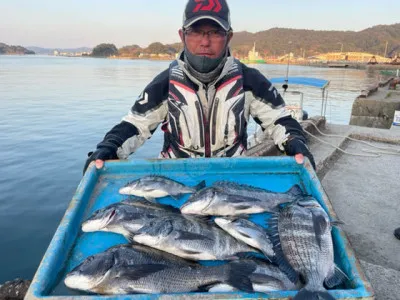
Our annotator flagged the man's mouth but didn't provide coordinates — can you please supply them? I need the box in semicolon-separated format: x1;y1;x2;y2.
198;53;213;57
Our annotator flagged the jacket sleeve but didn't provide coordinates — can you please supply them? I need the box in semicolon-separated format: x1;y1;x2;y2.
96;68;169;159
242;64;307;151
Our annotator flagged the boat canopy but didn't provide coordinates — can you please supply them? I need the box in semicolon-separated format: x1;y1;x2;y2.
269;77;330;89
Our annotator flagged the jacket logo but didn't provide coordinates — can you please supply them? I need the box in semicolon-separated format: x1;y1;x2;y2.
137;92;149;105
193;0;222;12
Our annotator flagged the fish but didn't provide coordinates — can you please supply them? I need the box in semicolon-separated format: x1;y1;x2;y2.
129;214;257;261
267;197;348;300
214;217;275;260
81;198;180;235
65;257;256;295
119;175;206;200
208;260;300;293
180;182;304;216
64;243;198;293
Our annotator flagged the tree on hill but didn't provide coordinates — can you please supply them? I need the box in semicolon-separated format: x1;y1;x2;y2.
91;43;118;57
146;42;167;54
119;44;142;57
0;42;35;55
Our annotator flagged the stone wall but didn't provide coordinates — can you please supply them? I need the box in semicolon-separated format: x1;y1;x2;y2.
350;80;400;129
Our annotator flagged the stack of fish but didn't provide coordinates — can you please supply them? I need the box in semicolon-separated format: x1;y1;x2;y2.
65;175;347;299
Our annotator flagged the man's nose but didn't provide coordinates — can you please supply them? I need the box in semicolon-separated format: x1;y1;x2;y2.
199;33;211;46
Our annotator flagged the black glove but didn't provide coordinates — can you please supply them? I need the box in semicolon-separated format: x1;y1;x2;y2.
284;138;316;170
83;147;118;175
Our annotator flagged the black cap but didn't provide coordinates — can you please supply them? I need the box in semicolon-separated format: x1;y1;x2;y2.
183;0;231;31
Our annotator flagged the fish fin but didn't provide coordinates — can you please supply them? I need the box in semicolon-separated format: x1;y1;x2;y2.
249;273;281;285
312;213;329;249
324;265;349;288
171;193;184;200
233;204;253;210
185;215;214;224
129;198;180;213
175;230;214;241
181;249;202;255
235;251;272;263
226;261;256;293
287;184;304;197
116;264;168;280
144;196;156;203
266;217;299;283
197;283;219;292
293;288;335;300
236;230;252;239
194;180;206;191
277;201;295;211
127;233;136;243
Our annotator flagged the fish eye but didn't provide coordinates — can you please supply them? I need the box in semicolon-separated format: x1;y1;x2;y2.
85;255;95;263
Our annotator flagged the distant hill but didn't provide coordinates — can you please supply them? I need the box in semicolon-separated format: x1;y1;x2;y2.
0;43;35;55
119;23;400;58
26;46;92;55
229;23;400;57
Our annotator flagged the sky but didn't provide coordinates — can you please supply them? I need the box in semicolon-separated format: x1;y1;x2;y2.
0;0;398;49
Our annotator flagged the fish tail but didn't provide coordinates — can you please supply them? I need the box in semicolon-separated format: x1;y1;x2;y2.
293;287;335;300
224;261;256;293
193;180;206;191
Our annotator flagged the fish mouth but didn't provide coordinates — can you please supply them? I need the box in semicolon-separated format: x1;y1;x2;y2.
214;217;233;228
82;209;116;232
180;203;193;214
119;187;131;195
64;270;111;291
65;273;91;290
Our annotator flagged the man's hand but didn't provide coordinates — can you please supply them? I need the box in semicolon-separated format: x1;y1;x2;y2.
284;138;316;170
83;148;118;175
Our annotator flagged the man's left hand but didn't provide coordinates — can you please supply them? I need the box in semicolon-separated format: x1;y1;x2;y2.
284;138;316;170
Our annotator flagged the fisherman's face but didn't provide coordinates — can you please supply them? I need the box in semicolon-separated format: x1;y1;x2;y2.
179;20;233;59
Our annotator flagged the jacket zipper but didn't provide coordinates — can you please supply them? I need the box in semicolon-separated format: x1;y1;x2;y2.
194;102;205;148
211;98;219;145
199;88;211;157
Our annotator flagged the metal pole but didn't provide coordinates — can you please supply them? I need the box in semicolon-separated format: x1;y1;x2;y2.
283;41;292;93
324;90;329;117
383;41;389;57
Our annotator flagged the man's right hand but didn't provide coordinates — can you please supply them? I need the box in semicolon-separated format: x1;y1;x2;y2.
83;148;118;175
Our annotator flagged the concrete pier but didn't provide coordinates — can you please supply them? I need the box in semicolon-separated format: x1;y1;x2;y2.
247;118;400;300
349;79;400;129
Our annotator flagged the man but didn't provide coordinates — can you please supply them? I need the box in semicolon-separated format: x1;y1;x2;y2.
83;0;315;173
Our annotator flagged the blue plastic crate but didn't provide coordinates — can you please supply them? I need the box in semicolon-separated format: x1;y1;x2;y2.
25;157;374;299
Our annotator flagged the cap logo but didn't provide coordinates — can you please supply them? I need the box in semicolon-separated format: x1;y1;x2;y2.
193;0;222;13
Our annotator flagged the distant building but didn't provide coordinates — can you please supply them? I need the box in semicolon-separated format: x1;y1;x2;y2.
241;43;266;64
313;52;391;63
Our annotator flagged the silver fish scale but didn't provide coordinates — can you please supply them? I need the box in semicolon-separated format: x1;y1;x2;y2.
135;215;254;260
213;181;299;209
278;204;334;289
137;175;195;193
216;218;275;258
119;265;230;293
110;244;197;267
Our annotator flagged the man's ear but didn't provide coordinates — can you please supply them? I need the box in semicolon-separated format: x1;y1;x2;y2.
179;29;185;43
227;31;233;44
